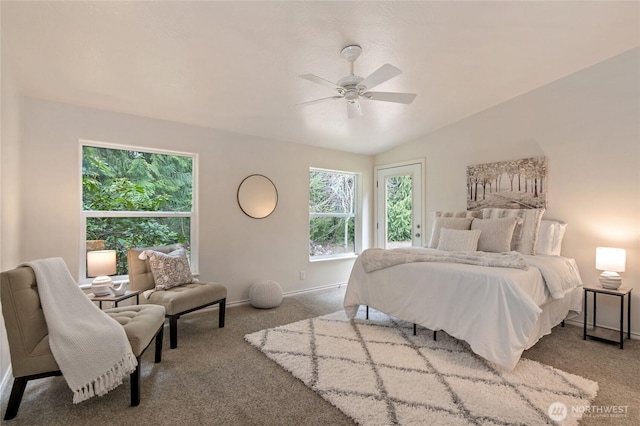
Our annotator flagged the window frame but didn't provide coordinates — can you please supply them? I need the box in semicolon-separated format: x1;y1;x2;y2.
309;167;361;261
79;140;199;283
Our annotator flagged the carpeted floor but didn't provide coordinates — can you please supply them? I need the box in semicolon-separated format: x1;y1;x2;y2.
1;286;638;425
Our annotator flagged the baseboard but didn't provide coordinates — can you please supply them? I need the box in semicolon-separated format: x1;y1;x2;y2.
225;282;347;308
283;282;346;297
564;318;640;340
0;365;12;398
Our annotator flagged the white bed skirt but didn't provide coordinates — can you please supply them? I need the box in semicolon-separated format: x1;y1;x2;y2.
525;286;582;349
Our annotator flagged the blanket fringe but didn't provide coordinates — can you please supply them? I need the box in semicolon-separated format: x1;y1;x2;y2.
72;352;138;404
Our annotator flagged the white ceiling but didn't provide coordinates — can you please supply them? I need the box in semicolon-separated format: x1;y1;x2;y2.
2;1;638;155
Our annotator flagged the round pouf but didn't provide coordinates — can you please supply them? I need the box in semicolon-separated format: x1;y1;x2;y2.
249;280;283;309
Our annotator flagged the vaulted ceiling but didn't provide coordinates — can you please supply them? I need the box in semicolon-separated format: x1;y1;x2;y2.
2;1;638;155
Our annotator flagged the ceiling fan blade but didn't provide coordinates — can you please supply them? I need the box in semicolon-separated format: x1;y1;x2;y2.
299;74;342;91
296;96;343;106
347;100;362;119
358;64;402;91
364;91;417;104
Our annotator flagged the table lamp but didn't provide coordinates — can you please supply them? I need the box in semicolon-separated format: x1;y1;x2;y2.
87;250;116;295
595;247;626;289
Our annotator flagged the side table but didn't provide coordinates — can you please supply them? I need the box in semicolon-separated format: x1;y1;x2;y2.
583;284;632;349
92;290;140;309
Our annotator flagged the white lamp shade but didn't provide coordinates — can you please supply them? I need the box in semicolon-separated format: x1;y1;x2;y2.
87;250;117;277
595;247;626;273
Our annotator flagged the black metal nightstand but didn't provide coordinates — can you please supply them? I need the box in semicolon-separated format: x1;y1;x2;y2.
583;284;632;349
91;290;140;309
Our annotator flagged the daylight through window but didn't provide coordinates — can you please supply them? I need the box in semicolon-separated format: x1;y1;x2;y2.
309;168;357;259
81;143;196;279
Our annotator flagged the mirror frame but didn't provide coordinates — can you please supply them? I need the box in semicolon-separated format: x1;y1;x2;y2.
237;174;278;219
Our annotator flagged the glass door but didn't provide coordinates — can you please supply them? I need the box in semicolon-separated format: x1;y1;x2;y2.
376;162;423;248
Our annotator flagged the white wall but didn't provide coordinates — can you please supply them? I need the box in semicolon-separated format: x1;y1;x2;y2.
17;98;373;303
1;48;24;392
376;48;640;335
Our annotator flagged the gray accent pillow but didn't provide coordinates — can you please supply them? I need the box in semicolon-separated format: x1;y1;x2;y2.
146;248;195;290
471;217;518;253
428;217;473;248
482;208;545;255
437;228;481;252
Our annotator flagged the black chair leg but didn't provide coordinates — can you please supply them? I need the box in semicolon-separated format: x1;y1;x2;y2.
155;326;164;363
4;371;61;420
4;377;28;420
130;358;141;406
169;315;178;349
219;299;226;328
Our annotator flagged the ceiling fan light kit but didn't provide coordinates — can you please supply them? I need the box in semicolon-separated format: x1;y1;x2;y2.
298;44;417;118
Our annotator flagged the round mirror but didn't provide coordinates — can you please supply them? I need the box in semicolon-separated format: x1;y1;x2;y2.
237;174;278;219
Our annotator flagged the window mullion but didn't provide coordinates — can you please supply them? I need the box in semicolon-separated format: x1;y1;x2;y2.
83;211;192;218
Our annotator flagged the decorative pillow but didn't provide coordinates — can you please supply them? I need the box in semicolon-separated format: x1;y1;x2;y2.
482;208;545;255
535;220;555;255
427;217;473;248
536;220;567;256
471;217;518;253
437;228;481;252
551;222;567;256
434;210;483;219
141;248;194;290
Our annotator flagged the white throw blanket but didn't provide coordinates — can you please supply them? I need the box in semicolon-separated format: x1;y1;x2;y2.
23;258;137;403
359;248;528;273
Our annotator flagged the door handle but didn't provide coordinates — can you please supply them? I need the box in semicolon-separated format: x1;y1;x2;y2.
415;233;421;237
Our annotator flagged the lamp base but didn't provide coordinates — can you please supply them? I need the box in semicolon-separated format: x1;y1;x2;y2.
91;276;113;296
599;271;622;289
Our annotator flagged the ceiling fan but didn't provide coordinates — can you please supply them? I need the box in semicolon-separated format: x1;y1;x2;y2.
298;45;416;119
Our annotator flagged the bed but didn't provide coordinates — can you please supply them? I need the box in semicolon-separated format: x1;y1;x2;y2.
343;211;583;371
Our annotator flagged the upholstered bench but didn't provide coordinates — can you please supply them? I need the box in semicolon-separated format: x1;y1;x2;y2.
0;266;166;420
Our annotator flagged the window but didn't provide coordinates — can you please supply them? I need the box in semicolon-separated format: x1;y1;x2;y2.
81;142;197;280
309;168;358;259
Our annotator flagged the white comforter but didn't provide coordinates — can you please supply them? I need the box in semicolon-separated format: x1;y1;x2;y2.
343;248;583;370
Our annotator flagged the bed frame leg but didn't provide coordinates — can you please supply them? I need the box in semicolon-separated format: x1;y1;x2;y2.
561;320;565;327
366;305;369;320
413;323;417;336
433;331;437;341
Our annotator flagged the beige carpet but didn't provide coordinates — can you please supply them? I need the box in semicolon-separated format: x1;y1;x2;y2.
1;286;638;425
246;308;598;425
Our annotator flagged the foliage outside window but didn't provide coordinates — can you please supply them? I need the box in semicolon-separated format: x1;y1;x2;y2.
309;169;357;259
82;143;196;278
386;175;413;245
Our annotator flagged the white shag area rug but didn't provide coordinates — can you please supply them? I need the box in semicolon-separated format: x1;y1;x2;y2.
245;308;598;425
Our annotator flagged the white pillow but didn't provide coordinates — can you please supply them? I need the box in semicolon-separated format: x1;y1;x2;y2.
471;217;518;253
437;228;481;252
482;208;545;255
427;217;473;248
551;222;567;256
535;220;555;255
536;220;567;255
